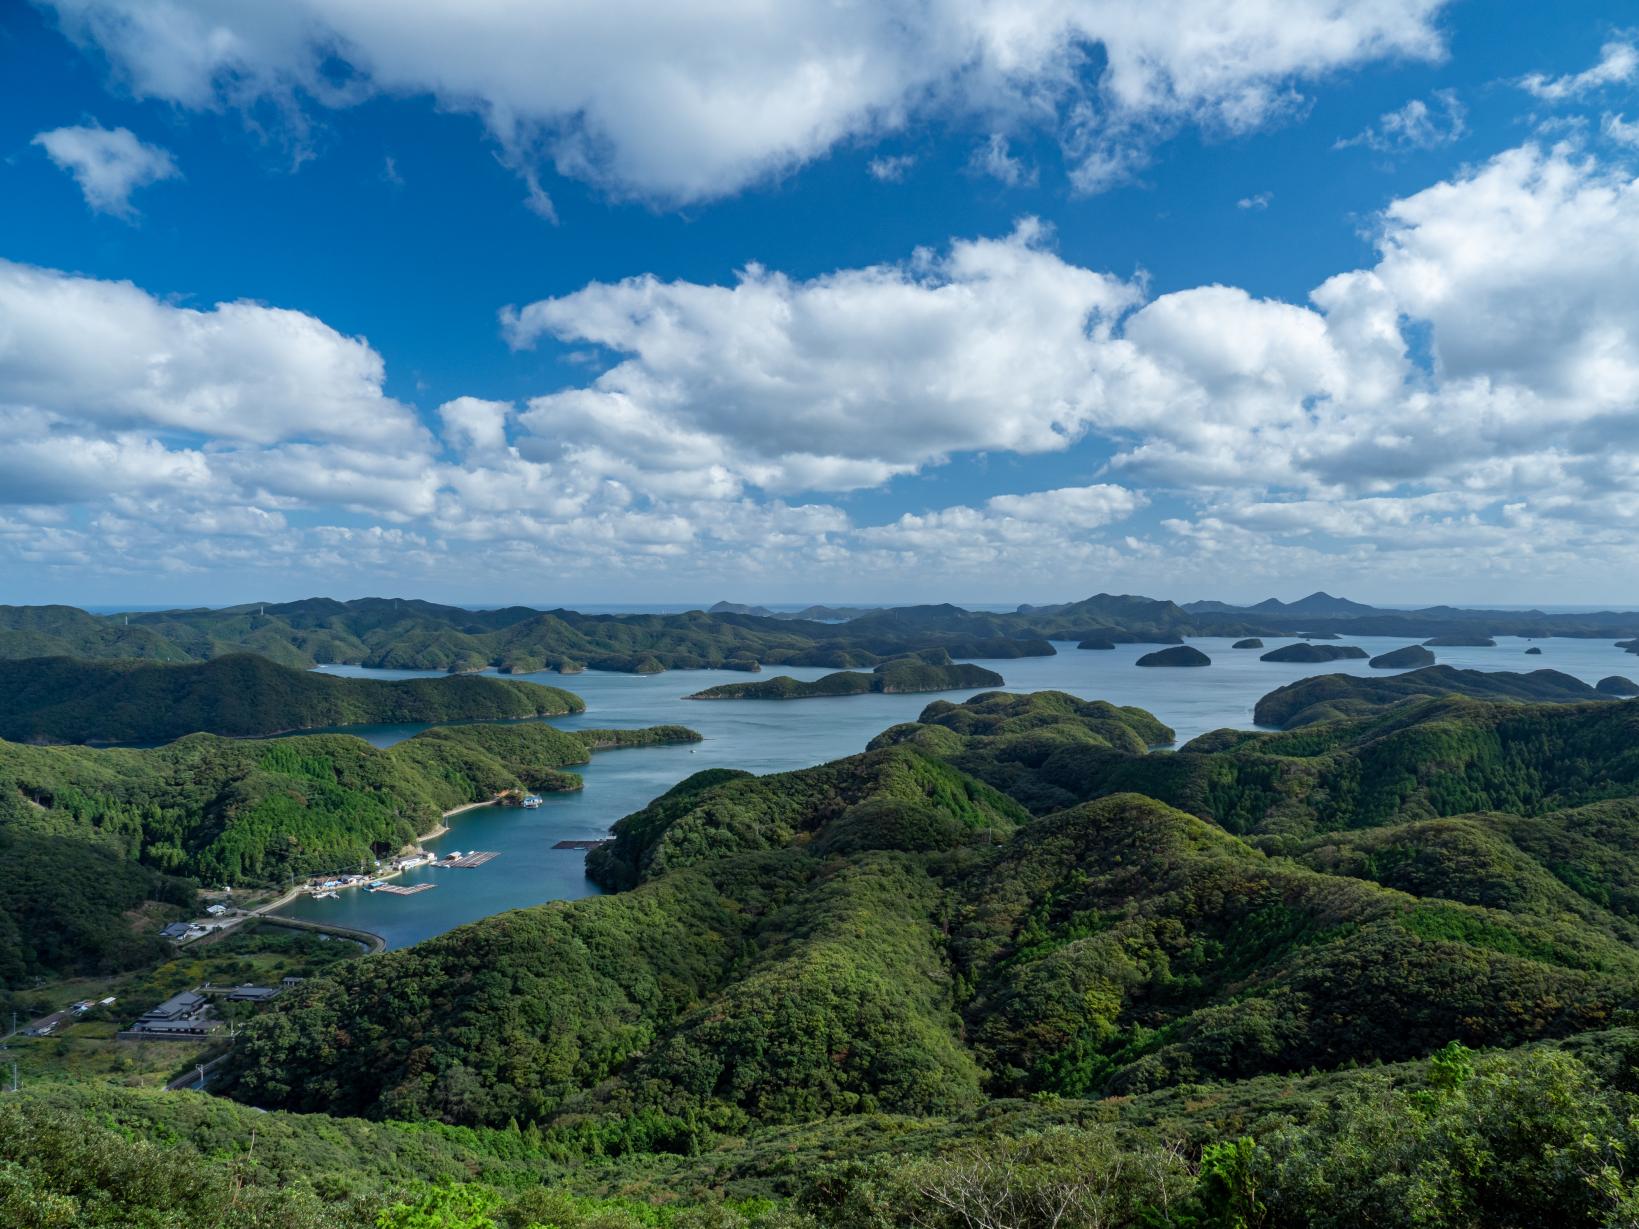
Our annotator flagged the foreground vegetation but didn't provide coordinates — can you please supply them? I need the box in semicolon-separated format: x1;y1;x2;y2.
13;1026;1639;1226
0;654;583;744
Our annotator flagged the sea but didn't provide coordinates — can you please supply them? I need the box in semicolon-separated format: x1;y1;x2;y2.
277;634;1639;949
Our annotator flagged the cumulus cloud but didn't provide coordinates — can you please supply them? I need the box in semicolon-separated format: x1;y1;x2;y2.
1521;37;1638;101
41;0;1451;203
0;260;425;447
31;122;178;217
1335;90;1465;153
502;218;1140;493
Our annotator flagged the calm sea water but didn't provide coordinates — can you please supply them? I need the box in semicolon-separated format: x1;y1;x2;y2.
280;636;1638;947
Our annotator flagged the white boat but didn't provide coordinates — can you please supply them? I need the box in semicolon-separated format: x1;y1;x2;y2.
522;794;543;808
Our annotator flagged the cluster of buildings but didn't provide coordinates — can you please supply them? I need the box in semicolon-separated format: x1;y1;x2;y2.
120;979;302;1040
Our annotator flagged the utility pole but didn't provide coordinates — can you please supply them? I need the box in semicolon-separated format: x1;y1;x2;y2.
10;1061;17;1092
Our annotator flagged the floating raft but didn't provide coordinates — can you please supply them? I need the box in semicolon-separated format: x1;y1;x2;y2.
370;882;436;895
444;850;500;867
552;839;613;850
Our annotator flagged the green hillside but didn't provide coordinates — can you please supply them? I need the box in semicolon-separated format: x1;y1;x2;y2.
222;691;1639;1143
0;654;585;744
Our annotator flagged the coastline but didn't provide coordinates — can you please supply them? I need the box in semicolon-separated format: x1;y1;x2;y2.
417;795;499;845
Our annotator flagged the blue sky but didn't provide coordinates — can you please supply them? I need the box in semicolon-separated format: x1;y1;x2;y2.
2;2;1638;608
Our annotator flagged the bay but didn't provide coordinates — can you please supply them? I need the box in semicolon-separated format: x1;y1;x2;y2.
278;635;1638;947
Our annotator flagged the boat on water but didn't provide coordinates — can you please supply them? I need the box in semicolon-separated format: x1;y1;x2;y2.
522;794;543;809
311;890;340;900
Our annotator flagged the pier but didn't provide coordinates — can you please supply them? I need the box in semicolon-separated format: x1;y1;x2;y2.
552;838;612;850
440;850;499;867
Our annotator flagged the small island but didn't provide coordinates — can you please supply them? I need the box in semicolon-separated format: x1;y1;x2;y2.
1232;638;1264;649
686;653;1002;700
1424;635;1497;647
1260;643;1369;663
1135;645;1211;667
1369;645;1437;669
1525;646;1543;655
1077;637;1117;650
1597;675;1639;696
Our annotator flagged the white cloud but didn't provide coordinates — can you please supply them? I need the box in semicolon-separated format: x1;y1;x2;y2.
0;260;425;448
1336;89;1465;153
502;218;1141;493
1238;192;1273;210
42;0;1451;204
971;133;1034;186
1521;37;1638;102
31;122;178;218
867;153;916;182
1605;114;1639;148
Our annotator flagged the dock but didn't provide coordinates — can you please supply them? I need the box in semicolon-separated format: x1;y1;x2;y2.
553;839;612;850
369;882;436;895
441;850;499;867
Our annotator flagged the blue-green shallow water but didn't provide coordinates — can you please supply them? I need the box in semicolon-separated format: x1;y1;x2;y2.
279;636;1638;948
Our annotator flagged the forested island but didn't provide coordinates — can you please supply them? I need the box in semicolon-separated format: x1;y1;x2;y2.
1369;644;1437;669
1259;642;1369;663
687;654;1003;700
1135;645;1210;667
1253;665;1606;728
0;653;583;744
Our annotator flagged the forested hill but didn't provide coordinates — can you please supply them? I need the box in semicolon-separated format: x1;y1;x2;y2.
0;653;584;744
223;688;1639;1149
0;720;699;987
1252;664;1609;729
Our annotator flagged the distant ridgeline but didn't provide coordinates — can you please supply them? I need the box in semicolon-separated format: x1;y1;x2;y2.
6;590;1639;675
220;680;1639;1158
0;653;583;745
0;721;698;986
